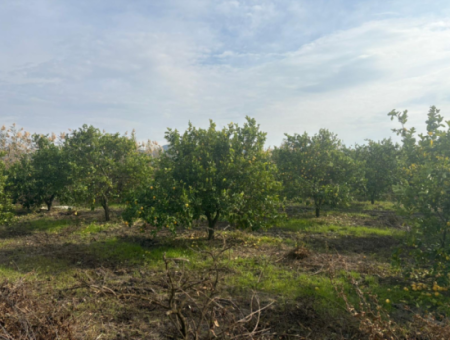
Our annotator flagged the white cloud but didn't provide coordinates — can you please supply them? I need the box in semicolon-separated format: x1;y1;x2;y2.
1;1;450;146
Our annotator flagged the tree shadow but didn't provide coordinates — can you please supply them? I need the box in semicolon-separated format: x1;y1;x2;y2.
303;234;401;258
0;206;126;239
0;235;190;276
0;218;73;239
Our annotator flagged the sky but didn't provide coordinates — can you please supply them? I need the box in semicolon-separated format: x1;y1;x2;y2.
1;0;450;147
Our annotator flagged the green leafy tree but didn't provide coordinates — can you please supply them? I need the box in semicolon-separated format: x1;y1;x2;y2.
6;135;69;211
6;155;38;210
64;125;152;221
353;139;400;204
124;117;283;240
0;155;14;224
32;135;69;211
390;106;450;280
273;129;361;217
388;109;419;166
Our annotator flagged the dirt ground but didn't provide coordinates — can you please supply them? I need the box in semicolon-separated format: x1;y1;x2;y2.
0;205;448;339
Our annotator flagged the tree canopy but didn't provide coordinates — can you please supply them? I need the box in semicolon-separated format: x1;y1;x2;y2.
390;106;450;278
353;138;400;204
123;117;283;239
64;125;152;221
0;155;13;224
273;129;361;217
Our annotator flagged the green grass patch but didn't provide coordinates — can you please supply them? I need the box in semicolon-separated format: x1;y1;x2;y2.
287;200;396;213
76;222;112;235
327;211;373;218
0;265;24;280
226;257;358;315
22;218;72;233
0;255;70;277
89;237;197;266
90;238;147;263
222;230;291;246
278;217;326;230
144;245;197;264
279;218;402;237
370;201;397;211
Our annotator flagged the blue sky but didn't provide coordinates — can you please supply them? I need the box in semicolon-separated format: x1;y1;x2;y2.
1;0;450;146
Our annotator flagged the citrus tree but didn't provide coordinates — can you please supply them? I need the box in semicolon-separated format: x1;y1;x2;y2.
388;109;419;167
353;139;400;204
123;117;283;240
389;106;450;280
6;135;70;211
64;125;152;221
273;129;361;217
6;155;38;210
32;135;69;211
0;155;14;224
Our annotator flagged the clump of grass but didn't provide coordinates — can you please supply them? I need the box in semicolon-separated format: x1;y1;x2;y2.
278;217;326;230
328;211;373;218
360;200;396;211
90;238;147;263
89;237;197;267
223;230;288;246
279;218;403;237
145;245;197;264
23;218;72;233
226;257;359;317
76;222;112;235
0;266;23;280
0;256;70;278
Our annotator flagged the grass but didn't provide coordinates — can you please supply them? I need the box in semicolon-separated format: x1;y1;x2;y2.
76;222;112;235
0;265;24;280
0;203;448;339
21;217;72;233
90;237;198;266
225;257;369;318
279;217;403;237
90;238;148;263
223;230;290;246
357;200;397;211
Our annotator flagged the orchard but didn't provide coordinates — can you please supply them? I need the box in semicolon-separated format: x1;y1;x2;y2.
2;107;450;338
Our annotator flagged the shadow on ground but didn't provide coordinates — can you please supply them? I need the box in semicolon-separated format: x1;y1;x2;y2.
0;235;190;275
303;234;401;257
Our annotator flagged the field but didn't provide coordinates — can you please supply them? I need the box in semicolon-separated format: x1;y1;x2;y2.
1;203;449;339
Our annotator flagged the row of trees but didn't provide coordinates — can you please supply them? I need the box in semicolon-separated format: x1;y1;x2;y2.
0;107;447;245
0;118;402;232
3;126;153;221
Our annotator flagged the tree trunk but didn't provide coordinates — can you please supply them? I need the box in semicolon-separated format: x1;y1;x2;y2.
101;196;110;222
206;211;220;240
370;190;377;205
46;195;55;211
313;195;321;218
208;224;214;240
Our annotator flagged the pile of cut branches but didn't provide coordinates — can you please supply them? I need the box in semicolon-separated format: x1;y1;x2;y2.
0;278;74;340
